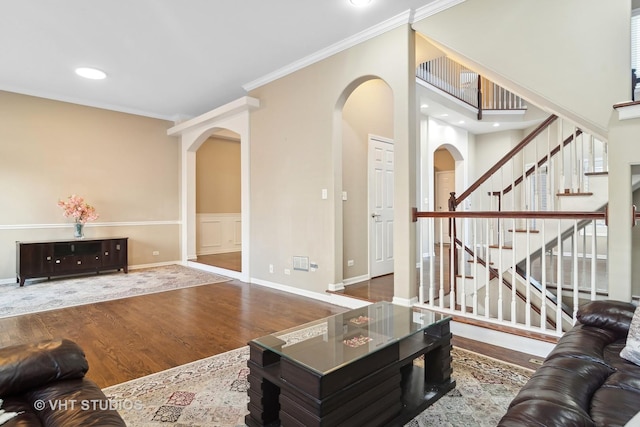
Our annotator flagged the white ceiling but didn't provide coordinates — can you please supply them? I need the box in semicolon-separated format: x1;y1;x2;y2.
0;0;447;121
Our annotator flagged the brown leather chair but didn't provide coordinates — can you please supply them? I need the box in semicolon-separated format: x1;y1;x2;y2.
0;339;125;426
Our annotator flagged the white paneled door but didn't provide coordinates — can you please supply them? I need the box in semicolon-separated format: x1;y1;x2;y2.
435;171;455;243
369;136;394;278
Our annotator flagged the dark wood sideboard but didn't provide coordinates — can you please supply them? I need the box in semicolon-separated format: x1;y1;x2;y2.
16;237;128;286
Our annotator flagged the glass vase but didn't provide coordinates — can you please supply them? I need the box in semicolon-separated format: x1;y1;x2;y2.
74;222;85;239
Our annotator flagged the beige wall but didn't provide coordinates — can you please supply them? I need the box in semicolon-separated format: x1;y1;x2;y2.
196;136;241;213
0;91;180;281
342;79;393;280
433;149;455;171
249;26;417;297
608;115;640;300
413;0;630;137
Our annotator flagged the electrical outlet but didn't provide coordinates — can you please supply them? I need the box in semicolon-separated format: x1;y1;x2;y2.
284;268;291;275
152;251;160;256
269;264;274;273
347;259;354;267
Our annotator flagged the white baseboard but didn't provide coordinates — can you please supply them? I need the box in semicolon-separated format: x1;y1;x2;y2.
187;261;243;281
2;260;182;286
251;278;370;309
196;249;242;256
130;261;181;270
392;296;419;307
328;282;345;292
343;274;370;286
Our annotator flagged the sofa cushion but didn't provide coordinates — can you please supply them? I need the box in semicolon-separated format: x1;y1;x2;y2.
498;400;595;427
577;300;636;337
507;356;614;413
0;339;88;398
545;324;617;365
591;386;640;426
621;306;640;366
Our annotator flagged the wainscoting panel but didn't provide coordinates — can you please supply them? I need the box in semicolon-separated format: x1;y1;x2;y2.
197;213;241;255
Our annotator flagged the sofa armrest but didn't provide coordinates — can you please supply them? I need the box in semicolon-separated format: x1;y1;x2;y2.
0;339;88;397
577;300;636;336
27;378;127;427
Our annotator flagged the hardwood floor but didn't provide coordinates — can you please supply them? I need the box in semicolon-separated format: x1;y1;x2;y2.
0;279;346;388
0;267;539;390
196;252;241;272
335;273;395;302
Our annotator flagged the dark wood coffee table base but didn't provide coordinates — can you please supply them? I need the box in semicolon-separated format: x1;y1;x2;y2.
246;319;455;427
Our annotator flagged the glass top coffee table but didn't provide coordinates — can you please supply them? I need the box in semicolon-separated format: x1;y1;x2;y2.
245;301;455;427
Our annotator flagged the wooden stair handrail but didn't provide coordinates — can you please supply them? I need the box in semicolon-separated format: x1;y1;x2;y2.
414;210;607;221
492;129;583;197
454;114;558;208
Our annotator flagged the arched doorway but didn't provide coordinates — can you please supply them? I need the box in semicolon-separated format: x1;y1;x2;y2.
336;77;394;297
194;129;242;272
167;96;258;282
433;147;455;243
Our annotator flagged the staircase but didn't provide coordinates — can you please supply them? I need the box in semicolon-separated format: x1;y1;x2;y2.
415;108;609;336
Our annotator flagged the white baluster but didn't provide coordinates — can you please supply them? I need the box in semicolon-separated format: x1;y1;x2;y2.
541;221;547;332
556;220;563;334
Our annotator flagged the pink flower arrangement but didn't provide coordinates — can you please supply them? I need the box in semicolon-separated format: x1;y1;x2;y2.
57;194;99;224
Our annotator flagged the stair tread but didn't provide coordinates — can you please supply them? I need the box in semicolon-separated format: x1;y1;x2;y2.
556;191;594;197
467;260;494;265
508;229;540;233
489;244;513;249
584;171;608;176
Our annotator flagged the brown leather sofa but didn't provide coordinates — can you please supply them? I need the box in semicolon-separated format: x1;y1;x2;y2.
498;300;640;426
0;338;125;426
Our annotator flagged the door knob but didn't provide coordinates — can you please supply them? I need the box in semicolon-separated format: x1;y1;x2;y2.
371;213;381;218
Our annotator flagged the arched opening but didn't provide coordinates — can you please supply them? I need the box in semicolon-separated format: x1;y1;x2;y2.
335;76;394;300
194;129;242;272
433;146;455;243
169;97;257;283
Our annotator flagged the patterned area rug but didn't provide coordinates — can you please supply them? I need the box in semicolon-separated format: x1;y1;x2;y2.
104;346;532;427
0;265;231;319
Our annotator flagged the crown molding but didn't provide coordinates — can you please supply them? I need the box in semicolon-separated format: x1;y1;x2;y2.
243;0;465;93
0;86;179;122
413;0;466;22
243;10;412;92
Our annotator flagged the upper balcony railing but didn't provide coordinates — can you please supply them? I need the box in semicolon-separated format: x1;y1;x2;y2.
417;56;527;118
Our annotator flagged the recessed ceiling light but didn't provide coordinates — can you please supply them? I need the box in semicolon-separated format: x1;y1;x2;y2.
421;104;429;109
493;122;500;127
440;113;449;117
458;120;465;124
75;67;107;80
349;0;372;6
